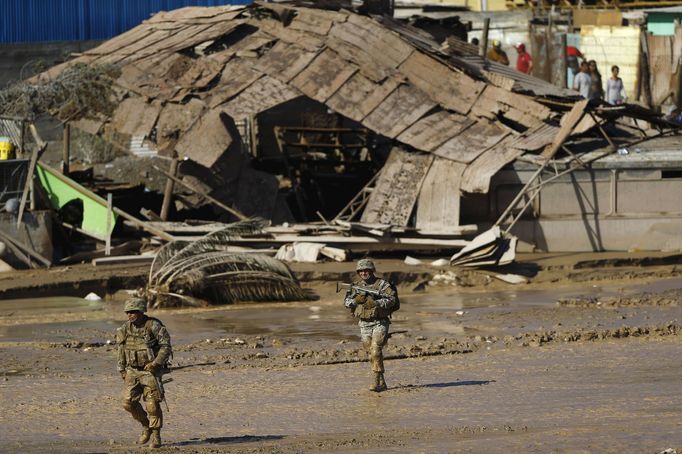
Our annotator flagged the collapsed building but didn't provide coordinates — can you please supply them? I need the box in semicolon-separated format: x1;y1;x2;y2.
3;1;681;270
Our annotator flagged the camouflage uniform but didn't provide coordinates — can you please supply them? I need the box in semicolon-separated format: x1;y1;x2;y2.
344;259;397;392
116;298;172;448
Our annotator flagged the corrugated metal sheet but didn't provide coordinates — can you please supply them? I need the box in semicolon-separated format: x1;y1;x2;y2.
0;0;249;43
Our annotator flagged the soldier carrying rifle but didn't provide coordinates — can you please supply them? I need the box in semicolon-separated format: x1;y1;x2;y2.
341;259;399;392
116;297;172;449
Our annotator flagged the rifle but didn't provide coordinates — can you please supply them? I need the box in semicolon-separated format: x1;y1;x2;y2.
336;282;390;301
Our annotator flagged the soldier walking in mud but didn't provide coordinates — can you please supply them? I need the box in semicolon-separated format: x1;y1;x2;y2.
343;259;398;392
116;297;172;449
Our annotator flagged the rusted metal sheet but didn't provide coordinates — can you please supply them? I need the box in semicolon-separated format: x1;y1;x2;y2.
111;97;162;138
328;15;414;80
208;58;263;108
176;108;235;169
290;48;357;103
460;135;525;194
647;30;682;107
397;110;473;152
221;75;301;121
363;84;436;139
326;73;400;122
398;52;484;115
415;157;466;232
361;147;434;226
432;120;509;164
253;41;318;83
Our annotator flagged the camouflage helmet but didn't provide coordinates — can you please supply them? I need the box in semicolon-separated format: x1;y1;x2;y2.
123;297;147;313
356;259;376;272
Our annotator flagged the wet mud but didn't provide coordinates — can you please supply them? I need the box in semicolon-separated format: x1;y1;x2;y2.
2;255;682;452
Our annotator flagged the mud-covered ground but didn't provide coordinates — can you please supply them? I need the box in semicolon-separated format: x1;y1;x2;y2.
1;253;682;453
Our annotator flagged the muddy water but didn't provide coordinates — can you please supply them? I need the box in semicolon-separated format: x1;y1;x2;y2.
2;276;681;344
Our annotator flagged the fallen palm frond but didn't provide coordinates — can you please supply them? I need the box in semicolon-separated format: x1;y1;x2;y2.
146;220;314;307
149;218;268;284
0;63;121;122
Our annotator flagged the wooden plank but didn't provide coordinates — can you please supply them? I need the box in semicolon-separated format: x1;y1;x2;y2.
363;84;437;139
325;35;392;82
415;157;466;233
541;99;589;159
84;23;154;58
361;147;434;226
208;58;263;108
111;97;163;138
397;110;474;152
253;41;318;83
126;23;215;61
155;98;206;151
288;8;339;35
93;255;155;267
221;76;301;121
326;73;400;122
258;18;324;52
175;108;235;169
147;5;244;23
167;233;468;250
99;28;178;64
398;52;484;115
328;15;414;80
290;48;357;103
460;135;524;193
432;120;509;164
471;85;551;128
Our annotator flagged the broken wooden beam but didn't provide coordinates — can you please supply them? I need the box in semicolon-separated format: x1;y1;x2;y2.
150;164;248;221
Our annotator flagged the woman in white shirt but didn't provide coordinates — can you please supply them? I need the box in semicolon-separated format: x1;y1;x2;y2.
606;65;626;105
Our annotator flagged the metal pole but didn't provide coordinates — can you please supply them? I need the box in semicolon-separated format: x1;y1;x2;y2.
160;158;178;221
560;33;568;89
62;123;70;176
106;193;113;256
480;17;490;58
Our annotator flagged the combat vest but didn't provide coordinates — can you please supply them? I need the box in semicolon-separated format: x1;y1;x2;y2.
120;318;168;369
353;278;396;321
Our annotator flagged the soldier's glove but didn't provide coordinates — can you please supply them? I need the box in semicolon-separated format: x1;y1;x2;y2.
354;294;368;305
144;363;159;373
119;370;126;380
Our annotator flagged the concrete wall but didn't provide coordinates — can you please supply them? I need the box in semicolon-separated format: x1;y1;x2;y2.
647;12;682;36
0;40;102;87
462;166;682;252
580;26;640;98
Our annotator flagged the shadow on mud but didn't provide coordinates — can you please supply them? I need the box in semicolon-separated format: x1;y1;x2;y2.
395;379;494;390
173;434;284;446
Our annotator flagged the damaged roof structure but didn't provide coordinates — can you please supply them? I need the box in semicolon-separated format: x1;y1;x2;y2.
35;1;677;242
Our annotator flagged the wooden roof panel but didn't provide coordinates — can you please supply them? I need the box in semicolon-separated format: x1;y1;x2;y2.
363;84;437;139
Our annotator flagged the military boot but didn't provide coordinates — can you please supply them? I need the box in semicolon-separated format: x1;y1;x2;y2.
137;427;152;445
369;372;381;392
377;372;387;392
150;429;161;449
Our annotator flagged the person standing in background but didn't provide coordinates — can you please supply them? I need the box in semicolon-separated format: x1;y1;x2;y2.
514;43;533;74
573;61;592;99
487;40;509;65
588;60;604;100
606;65;626;105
